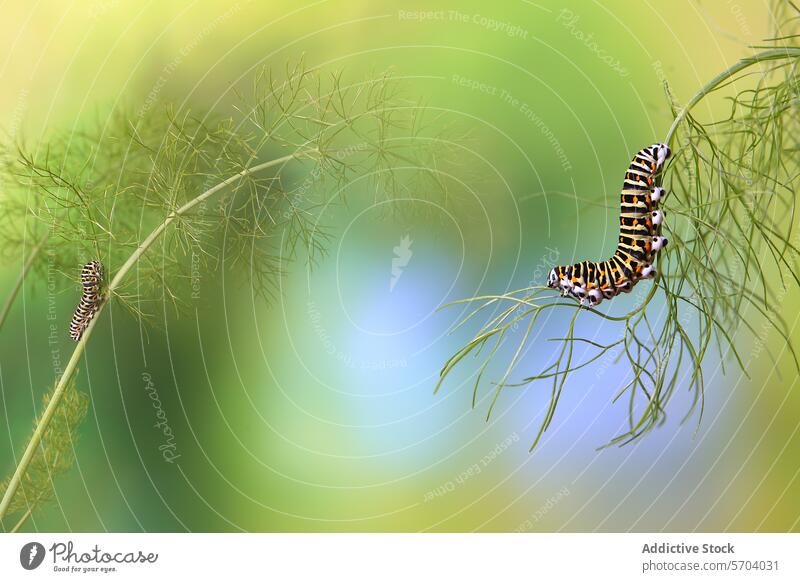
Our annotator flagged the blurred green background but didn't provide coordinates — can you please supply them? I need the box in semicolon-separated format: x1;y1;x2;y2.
1;0;798;532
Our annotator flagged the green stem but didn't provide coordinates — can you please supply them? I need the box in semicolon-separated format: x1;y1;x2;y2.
0;232;48;333
664;47;800;148
0;150;313;521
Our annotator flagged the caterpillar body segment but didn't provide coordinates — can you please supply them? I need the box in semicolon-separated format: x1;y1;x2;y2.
547;143;671;307
69;261;104;341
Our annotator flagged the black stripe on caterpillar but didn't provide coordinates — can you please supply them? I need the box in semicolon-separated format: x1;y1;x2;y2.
546;143;670;307
69;260;104;342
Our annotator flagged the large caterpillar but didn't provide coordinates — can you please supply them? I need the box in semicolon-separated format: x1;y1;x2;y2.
546;143;671;307
69;261;104;342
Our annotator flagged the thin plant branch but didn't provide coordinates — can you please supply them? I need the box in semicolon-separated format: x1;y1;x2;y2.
438;43;800;449
0;231;48;333
0;150;313;521
664;48;800;147
0;59;466;524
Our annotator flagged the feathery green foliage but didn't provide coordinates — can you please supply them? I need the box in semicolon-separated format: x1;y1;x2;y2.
0;60;455;319
437;8;800;449
0;378;87;529
0;60;462;524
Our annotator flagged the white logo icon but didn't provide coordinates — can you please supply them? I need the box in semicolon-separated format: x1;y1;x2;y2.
390;235;413;291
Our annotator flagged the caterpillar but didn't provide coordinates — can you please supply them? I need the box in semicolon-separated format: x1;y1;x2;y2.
546;143;671;307
69;261;104;342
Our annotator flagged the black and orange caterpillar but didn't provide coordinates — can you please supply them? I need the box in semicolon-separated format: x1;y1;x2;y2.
547;143;670;306
69;261;104;341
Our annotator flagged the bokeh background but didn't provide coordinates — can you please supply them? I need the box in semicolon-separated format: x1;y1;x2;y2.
1;0;798;532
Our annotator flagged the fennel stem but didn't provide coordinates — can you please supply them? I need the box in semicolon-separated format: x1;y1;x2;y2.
0;149;314;521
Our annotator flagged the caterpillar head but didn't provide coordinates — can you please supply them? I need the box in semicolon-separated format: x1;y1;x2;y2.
547;268;559;289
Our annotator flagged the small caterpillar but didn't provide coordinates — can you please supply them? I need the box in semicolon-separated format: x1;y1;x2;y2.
69;261;104;342
547;143;671;307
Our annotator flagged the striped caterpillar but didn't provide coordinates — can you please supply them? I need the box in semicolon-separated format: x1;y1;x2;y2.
69;261;104;341
546;143;671;307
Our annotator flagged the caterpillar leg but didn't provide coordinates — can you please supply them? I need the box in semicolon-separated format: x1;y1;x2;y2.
587;288;603;307
651;210;664;226
571;285;587;302
651;187;665;202
640;264;656;279
655;144;671;168
651;235;668;252
615;280;633;293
